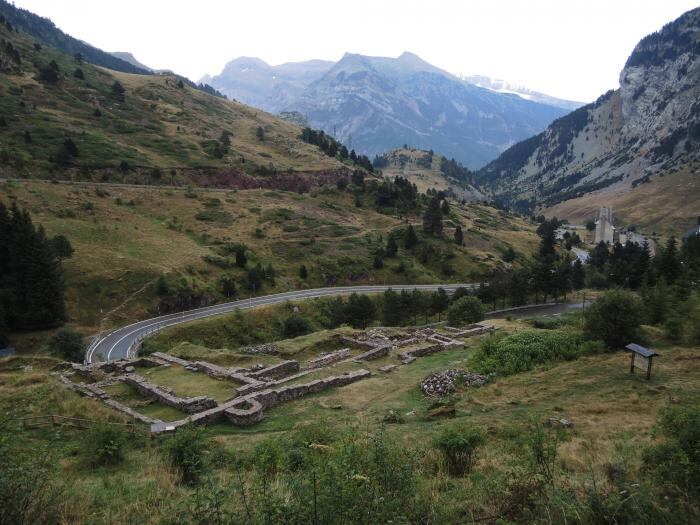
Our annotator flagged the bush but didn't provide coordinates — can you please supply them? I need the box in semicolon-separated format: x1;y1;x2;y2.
433;424;484;476
643;403;700;498
528;316;562;329
447;296;485;326
664;317;684;344
282;315;311;338
0;420;63;524
584;289;643;349
474;330;582;376
165;426;208;485
83;423;126;466
48;328;84;362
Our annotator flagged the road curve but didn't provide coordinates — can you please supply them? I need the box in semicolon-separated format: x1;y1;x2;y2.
86;284;478;363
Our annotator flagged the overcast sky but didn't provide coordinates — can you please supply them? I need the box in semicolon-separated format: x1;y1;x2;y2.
11;0;699;102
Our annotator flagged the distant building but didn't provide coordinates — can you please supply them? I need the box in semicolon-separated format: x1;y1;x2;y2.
592;206;655;254
682;217;700;240
594;206;615;244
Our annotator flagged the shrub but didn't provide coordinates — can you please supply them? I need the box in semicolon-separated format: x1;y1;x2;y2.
643;403;700;498
282;315;311;338
447;296;485;326
165;426;208;485
528;316;562;329
474;330;582;376
664;317;684;344
0;420;63;524
48;328;84;362
433;424;484;476
83;423;126;466
584;289;643;349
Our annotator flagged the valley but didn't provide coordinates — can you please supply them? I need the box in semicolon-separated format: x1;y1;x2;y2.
1;2;700;524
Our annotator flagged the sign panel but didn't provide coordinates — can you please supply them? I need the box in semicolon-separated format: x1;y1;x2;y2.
633;355;650;373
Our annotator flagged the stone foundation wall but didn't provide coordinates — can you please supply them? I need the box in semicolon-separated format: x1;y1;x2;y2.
153;369;371;433
248;360;300;380
397;344;442;361
123;373;217;414
354;345;390;361
306;348;351;369
151;352;191;367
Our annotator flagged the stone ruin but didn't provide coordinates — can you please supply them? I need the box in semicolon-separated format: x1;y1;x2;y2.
55;322;494;434
420;369;491;397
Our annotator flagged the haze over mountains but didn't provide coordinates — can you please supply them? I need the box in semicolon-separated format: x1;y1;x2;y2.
203;52;576;168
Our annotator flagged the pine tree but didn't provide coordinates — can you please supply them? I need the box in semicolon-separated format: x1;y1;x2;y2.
220;275;237;298
111;81;125;102
4;203;66;330
454;225;463;245
382;289;402;325
430;288;449;321
403;225;418;250
441;199;449;215
386;236;398;257
659;236;681;284
422;197;443;236
344;293;376;328
156;275;170;295
235;247;247;268
299;264;308;279
256;126;265;141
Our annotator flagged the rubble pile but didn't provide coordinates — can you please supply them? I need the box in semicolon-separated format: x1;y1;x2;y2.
421;369;490;397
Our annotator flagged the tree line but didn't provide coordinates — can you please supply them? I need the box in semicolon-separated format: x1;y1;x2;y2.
0;201;70;345
300;127;374;172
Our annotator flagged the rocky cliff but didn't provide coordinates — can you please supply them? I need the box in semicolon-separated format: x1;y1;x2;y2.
477;7;700;226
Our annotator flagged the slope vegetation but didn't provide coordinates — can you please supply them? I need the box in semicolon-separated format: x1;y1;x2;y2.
0;179;536;335
0;20;342;184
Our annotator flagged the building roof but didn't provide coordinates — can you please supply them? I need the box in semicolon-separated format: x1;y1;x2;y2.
625;343;659;358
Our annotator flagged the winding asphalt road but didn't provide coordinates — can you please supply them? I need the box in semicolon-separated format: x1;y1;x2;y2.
86;284;478;363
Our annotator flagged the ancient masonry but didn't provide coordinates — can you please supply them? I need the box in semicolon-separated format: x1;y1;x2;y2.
55;323;494;433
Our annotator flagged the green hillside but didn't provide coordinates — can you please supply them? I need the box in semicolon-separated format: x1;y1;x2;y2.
0;179;536;339
0;20;342;183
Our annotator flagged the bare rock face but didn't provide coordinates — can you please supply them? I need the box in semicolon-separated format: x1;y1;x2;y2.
477;7;700;213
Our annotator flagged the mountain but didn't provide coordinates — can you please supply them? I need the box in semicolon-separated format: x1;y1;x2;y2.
477;7;700;235
0;19;345;185
109;52;153;72
205;51;569;168
462;75;584;110
0;0;151;75
203;57;334;112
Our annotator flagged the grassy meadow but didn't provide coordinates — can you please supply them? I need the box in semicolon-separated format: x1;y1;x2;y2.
2;310;699;523
0;179;537;344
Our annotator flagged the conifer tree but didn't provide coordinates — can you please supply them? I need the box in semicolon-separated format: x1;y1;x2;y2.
659;236;681;284
454;225;463;245
386;235;398;257
422;197;443;236
403;225;418;249
3;202;66;330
